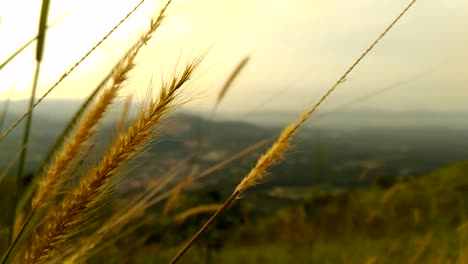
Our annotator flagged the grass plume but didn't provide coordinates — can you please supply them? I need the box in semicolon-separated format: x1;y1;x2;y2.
59;165;184;264
169;0;418;262
32;40;136;210
24;55;202;263
215;56;250;109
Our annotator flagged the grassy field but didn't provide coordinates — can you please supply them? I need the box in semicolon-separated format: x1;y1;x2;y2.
2;0;467;263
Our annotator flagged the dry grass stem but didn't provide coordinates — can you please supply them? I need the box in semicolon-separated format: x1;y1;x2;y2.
170;1;418;262
25;55;201;263
145;138;272;209
60;155;193;264
236;0;417;194
32;46;137;210
175;204;223;223
0;0;147;144
163;166;197;214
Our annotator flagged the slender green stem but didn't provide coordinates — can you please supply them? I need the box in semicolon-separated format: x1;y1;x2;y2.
0;10;69;71
16;63;40;182
11;63;41;246
0;0;146;144
1;211;34;264
12;0;147;216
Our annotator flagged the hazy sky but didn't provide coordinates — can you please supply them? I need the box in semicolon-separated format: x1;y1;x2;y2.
0;0;467;113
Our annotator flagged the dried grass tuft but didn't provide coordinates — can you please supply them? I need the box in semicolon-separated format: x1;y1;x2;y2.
32;46;136;210
25;56;202;264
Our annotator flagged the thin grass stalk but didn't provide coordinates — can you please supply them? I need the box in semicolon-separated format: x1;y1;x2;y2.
0;204;49;264
0;84;14;133
17;63;129;214
0;140;27;187
169;192;237;264
169;1;418;262
16;64;41;180
9;0;50;251
35;0;51;63
0;0;146;144
163;166;197;215
16;0;51;180
145;137;272;209
215;56;250;109
11;0;51;248
61;171;178;264
175;204;223;223
15;0;149;217
32;42;137;211
6;2;175;262
13;63;41;246
0;8;72;71
25;55;200;264
64;212;156;264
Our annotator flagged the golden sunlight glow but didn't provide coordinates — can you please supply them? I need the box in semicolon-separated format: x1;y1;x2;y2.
0;0;158;97
0;0;467;112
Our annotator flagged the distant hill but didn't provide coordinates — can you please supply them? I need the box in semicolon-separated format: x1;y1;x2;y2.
3;99;467;128
0;99;467;191
215;109;468;128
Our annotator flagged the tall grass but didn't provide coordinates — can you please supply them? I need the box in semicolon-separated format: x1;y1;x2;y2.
0;0;432;263
169;0;418;262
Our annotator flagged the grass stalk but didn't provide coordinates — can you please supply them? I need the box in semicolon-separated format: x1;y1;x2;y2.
9;0;51;250
5;2;176;262
0;8;72;71
145;137;272;209
0;0;147;144
0;84;14;133
15;63;41;184
61;173;177;264
169;191;238;264
169;0;418;262
175;204;223;223
32;41;136;211
12;63;41;248
24;54;201;263
14;0;148;217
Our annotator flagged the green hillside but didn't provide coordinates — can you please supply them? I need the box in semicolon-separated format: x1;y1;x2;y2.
144;160;468;263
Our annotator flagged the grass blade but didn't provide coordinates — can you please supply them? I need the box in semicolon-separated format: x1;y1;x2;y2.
13;0;157;218
36;0;51;62
16;0;51;181
12;0;51;241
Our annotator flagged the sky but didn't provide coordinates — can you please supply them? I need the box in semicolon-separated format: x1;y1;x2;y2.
0;0;467;114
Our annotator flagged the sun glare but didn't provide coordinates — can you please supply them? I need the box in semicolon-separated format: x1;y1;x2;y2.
0;0;156;99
